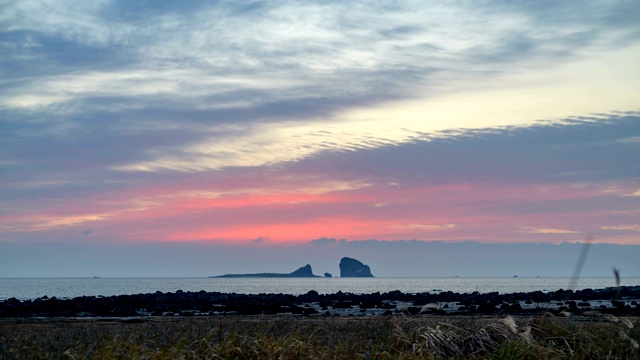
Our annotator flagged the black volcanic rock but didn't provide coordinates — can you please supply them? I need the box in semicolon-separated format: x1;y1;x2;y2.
324;273;332;278
339;257;373;277
2;286;640;318
213;264;319;278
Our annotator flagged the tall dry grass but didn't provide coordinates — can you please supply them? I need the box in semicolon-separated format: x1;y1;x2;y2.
1;314;638;359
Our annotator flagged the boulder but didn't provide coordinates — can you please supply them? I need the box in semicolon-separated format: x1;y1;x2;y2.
339;257;374;277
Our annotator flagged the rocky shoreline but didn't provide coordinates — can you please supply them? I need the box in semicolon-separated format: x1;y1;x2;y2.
1;286;639;318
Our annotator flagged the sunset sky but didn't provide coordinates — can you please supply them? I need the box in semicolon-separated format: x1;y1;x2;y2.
1;0;639;269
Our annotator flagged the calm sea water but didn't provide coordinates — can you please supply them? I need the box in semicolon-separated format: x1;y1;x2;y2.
2;277;639;300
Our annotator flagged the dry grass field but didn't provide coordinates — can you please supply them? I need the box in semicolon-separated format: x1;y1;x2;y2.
1;314;639;359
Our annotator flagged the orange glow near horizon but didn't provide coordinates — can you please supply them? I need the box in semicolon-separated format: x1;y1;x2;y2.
2;171;638;246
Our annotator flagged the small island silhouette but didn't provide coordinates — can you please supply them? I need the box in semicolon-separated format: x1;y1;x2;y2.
212;264;319;278
211;257;374;278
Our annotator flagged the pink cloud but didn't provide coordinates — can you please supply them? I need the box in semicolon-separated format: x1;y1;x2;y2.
2;163;637;245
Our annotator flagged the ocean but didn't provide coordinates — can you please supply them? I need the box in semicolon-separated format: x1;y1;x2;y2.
2;277;639;300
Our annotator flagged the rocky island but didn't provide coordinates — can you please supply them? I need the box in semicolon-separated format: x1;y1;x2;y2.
211;257;374;278
212;264;320;278
340;257;374;277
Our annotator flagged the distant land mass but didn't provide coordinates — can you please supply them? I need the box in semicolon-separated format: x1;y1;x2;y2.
212;264;320;278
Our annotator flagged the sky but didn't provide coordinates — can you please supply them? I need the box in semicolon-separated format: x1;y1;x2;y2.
1;1;639;276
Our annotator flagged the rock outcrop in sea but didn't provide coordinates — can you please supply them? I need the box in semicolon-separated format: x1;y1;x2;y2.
339;257;374;277
213;264;319;278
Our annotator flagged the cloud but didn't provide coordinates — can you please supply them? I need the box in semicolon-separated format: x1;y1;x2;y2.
292;113;640;185
251;237;267;244
0;1;637;187
3;2;639;123
82;229;93;235
1;113;637;245
601;225;640;232
308;238;345;246
389;224;457;231
519;227;580;235
624;189;640;197
616;136;640;145
0;1;638;247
